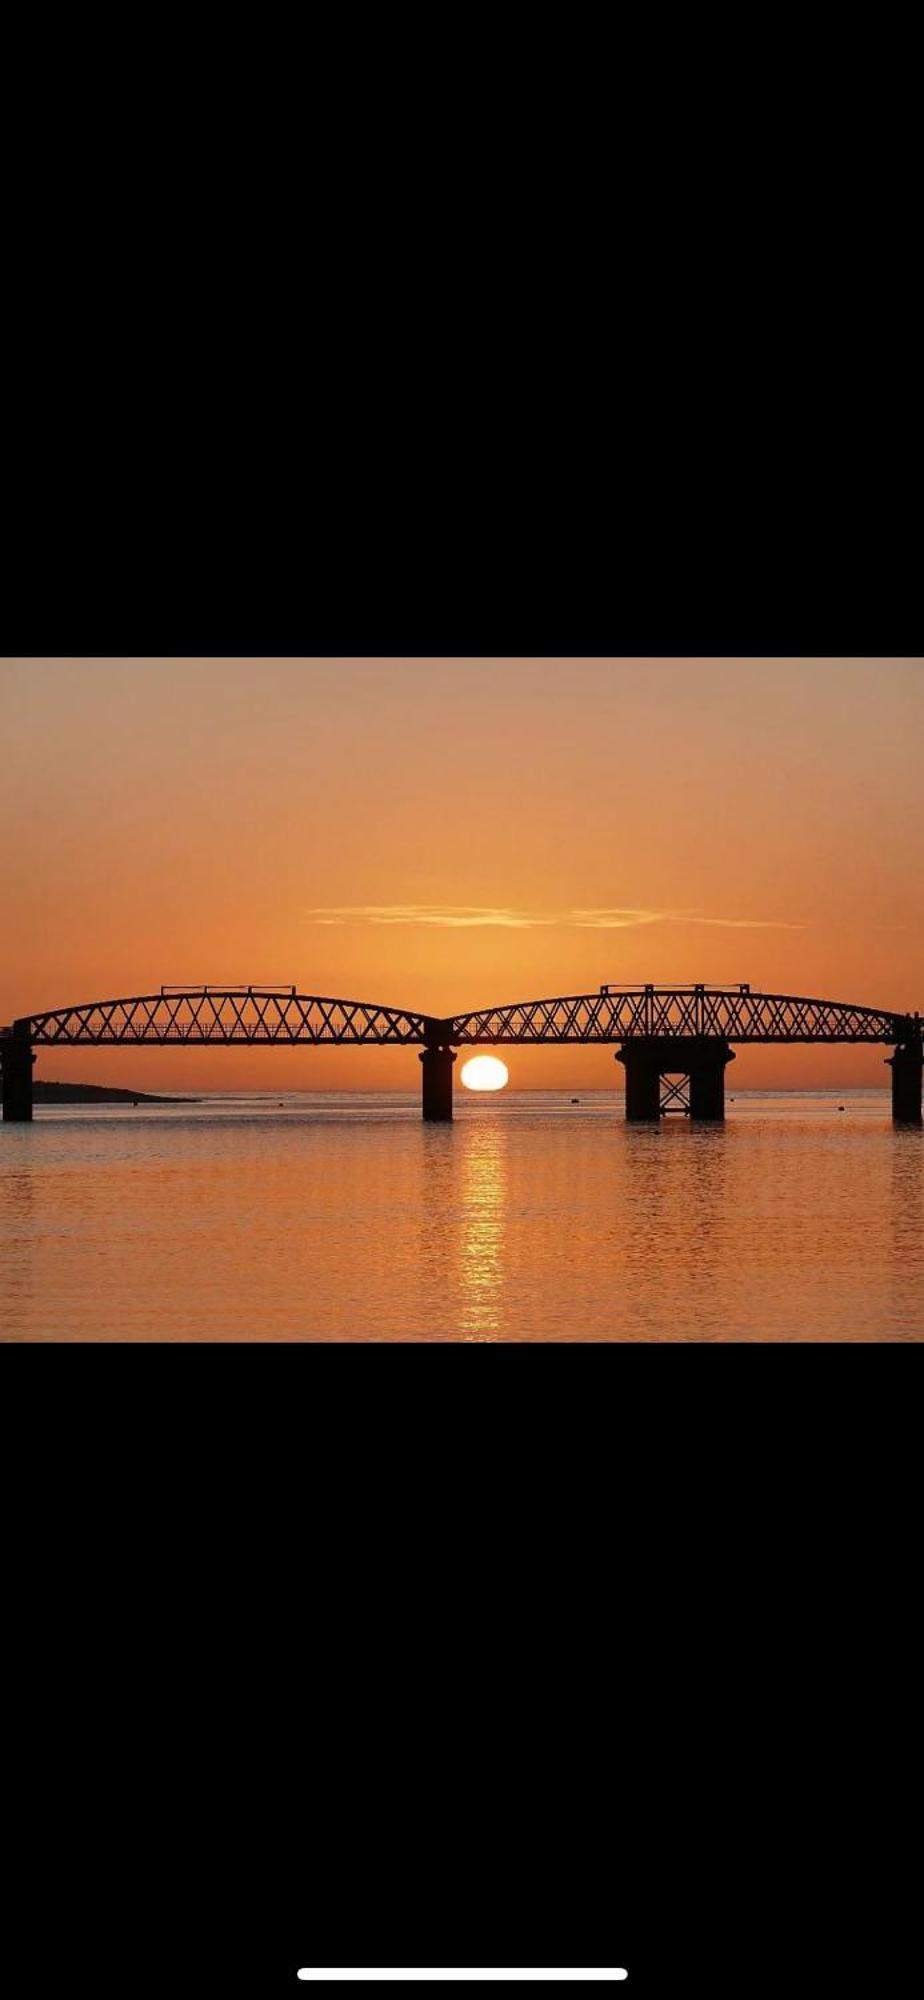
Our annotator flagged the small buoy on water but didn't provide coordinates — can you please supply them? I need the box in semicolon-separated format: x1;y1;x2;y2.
838;1104;845;1111
571;1097;579;1104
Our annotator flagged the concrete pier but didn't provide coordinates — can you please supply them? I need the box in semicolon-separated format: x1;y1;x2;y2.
1;1023;36;1122
615;1043;661;1121
688;1040;736;1119
419;1044;457;1121
886;1036;923;1125
616;1037;736;1122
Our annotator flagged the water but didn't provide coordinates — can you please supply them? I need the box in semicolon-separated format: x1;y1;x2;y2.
1;1091;922;1339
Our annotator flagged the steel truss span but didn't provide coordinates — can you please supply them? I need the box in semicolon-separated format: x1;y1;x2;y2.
448;985;919;1045
19;988;431;1047
10;982;919;1048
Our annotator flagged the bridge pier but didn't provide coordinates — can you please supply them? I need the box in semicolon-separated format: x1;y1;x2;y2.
886;1035;922;1125
616;1038;736;1122
419;1043;457;1121
1;1024;36;1122
615;1043;661;1121
689;1040;736;1119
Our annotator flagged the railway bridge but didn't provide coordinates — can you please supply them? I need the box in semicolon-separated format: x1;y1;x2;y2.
1;983;921;1124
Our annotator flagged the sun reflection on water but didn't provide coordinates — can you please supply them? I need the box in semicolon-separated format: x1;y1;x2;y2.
458;1122;508;1338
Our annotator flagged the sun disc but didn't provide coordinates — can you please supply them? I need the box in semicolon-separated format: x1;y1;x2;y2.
460;1055;509;1092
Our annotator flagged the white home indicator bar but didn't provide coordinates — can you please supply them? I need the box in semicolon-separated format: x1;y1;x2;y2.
297;1976;628;1985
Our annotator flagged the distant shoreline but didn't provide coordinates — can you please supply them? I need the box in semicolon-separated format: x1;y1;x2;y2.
34;1082;200;1105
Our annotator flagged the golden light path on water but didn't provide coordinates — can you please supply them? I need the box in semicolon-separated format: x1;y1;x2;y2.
460;1055;509;1092
2;1093;923;1340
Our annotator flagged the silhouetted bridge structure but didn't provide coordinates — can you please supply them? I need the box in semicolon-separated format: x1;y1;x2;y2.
2;983;921;1124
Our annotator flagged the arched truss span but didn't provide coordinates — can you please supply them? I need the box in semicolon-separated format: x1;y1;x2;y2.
19;988;431;1046
448;986;919;1045
10;984;920;1048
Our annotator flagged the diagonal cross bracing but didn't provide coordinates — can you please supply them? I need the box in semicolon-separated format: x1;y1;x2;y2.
23;990;432;1046
448;988;916;1045
15;986;919;1048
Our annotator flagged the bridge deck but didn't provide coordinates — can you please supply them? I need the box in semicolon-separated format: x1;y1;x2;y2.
5;984;919;1046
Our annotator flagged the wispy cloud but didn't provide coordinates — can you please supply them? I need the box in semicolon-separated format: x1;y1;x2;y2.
306;903;804;932
568;908;666;929
571;908;805;931
306;904;556;929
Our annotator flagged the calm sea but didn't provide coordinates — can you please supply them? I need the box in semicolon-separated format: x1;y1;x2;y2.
1;1091;922;1339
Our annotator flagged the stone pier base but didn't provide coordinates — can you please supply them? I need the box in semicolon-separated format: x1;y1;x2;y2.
420;1045;457;1121
1;1026;36;1122
887;1039;923;1125
616;1037;736;1122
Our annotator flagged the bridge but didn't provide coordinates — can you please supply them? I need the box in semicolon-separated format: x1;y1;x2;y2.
1;983;921;1124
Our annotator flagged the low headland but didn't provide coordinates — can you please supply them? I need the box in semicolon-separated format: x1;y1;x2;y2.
34;1082;200;1105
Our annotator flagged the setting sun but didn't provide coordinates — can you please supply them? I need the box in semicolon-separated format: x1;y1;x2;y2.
460;1056;509;1092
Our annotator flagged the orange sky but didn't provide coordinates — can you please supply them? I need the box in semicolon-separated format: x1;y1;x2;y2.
3;658;922;1091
